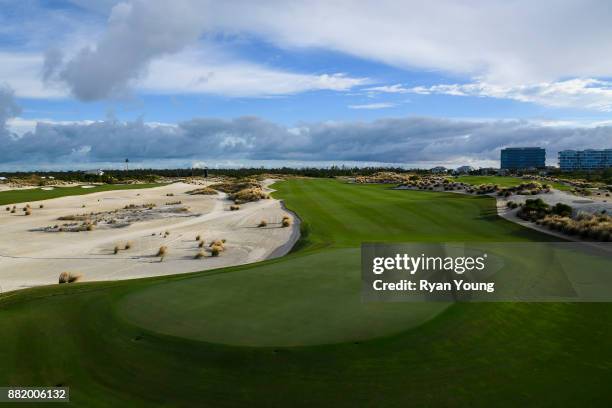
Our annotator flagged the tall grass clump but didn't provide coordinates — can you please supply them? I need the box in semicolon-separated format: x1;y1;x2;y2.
282;215;292;227
258;220;267;228
58;272;82;284
156;246;168;259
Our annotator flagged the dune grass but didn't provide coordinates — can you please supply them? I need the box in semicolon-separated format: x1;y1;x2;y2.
0;183;164;206
0;179;611;407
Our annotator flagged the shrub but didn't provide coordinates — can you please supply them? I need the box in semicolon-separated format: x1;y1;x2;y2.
198;240;205;248
59;272;82;284
186;187;217;195
10;208;15;213
258;220;267;228
210;246;221;257
39;204;44;208
282;217;292;227
166;193;174;196
5;207;9;211
156;246;168;257
230;205;240;211
229;187;268;203
25;209;32;216
195;234;201;241
86;223;94;231
194;250;206;259
114;245;120;254
551;203;572;217
124;241;132;250
209;239;224;249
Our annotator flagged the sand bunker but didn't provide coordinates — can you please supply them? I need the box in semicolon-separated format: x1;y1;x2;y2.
0;181;299;293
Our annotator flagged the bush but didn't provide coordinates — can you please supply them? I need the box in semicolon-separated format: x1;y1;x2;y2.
114;245;120;254
551;203;572;217
198;240;205;248
195;234;201;241
186;187;217;195
194;250;206;259
59;272;82;284
39;204;44;208
157;246;167;257
25;209;32;216
210;246;221;257
230;205;240;211
5;207;9;211
282;216;292;227
258;220;267;228
230;187;268;203
124;241;132;250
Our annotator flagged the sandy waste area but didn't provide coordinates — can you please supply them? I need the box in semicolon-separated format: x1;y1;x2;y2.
0;181;299;293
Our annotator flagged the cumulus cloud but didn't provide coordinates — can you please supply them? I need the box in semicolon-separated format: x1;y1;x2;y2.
46;0;206;100
0;85;22;136
2;114;612;168
410;78;612;111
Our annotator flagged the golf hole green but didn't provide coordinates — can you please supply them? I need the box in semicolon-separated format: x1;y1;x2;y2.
117;248;449;347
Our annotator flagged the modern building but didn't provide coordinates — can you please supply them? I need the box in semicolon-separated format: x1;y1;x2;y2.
558;149;612;171
454;165;475;174
500;147;546;170
430;166;447;174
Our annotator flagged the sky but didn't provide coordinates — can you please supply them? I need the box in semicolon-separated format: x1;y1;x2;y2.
1;0;612;171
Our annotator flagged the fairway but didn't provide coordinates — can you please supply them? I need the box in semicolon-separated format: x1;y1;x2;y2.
1;179;612;407
0;183;164;205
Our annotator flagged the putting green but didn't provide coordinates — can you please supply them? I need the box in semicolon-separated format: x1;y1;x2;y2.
119;248;449;346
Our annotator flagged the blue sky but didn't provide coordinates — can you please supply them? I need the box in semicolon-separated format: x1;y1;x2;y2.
1;0;612;170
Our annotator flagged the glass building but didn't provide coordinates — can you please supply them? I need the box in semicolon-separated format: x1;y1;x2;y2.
500;147;546;170
558;149;612;171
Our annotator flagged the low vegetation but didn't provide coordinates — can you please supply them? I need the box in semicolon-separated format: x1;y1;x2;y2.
186;187;217;195
258;220;267;228
58;271;82;284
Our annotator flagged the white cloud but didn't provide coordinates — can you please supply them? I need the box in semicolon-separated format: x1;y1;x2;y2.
202;1;612;85
409;78;612;111
0;53;67;99
363;84;410;94
140;49;369;97
348;102;395;110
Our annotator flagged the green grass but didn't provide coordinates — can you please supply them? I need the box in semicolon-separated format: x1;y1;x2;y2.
1;179;611;407
0;183;164;206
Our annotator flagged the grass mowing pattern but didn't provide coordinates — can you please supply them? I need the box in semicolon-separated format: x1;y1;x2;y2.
0;179;611;406
0;183;164;205
119;180;551;346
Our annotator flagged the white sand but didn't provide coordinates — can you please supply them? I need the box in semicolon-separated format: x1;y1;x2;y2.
0;181;299;293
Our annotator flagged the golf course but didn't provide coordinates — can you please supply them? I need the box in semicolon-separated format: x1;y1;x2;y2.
1;178;612;407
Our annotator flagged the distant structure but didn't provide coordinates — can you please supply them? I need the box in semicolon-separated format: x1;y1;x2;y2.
430;166;447;174
455;165;475;174
500;147;545;170
558;149;612;171
0;176;7;183
125;158;129;172
84;169;104;176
